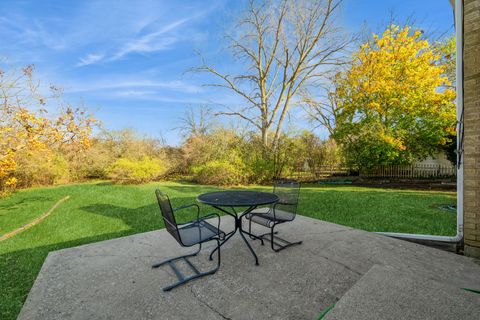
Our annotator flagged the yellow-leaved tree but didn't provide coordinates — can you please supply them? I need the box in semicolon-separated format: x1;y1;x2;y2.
0;65;95;193
330;25;456;169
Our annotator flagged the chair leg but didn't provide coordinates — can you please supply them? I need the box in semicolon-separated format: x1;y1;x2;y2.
248;218;254;240
154;240;221;292
258;225;302;253
152;243;201;268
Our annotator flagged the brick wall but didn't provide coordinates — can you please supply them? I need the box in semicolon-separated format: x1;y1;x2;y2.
463;0;480;257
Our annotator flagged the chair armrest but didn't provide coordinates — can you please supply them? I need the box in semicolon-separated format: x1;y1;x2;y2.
271;203;278;220
173;203;200;220
272;202;296;218
198;213;222;236
198;212;220;220
276;201;297;206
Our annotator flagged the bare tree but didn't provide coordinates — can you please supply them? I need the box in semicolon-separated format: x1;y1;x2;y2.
195;0;348;151
302;84;340;136
177;105;213;138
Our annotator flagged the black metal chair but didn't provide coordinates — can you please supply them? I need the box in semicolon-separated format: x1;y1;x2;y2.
244;180;302;252
152;189;225;291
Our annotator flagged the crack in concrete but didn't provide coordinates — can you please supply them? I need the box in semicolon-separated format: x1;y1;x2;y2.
190;287;232;320
135;240;157;247
78;254;161;260
318;255;363;276
300;228;356;237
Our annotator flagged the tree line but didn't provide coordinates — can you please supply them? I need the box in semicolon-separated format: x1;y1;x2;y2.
195;0;456;176
0;0;456;193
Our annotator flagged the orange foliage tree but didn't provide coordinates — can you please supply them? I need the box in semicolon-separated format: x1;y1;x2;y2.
0;65;95;193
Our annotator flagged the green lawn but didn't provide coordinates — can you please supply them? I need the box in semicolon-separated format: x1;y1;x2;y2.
0;181;456;319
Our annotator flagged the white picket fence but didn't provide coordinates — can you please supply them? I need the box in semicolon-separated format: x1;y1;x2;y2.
291;165;349;180
360;164;456;178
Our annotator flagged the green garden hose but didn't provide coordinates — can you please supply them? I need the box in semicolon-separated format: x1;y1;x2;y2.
462;288;480;295
316;303;336;320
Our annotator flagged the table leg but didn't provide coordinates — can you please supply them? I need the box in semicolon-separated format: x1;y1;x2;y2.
239;227;260;265
208;205;261;265
240;228;265;244
238;205;263;265
208;230;235;260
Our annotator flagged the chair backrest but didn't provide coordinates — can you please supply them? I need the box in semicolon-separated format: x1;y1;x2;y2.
273;180;301;217
155;189;181;244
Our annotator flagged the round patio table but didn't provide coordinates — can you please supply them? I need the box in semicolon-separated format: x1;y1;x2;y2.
197;191;279;265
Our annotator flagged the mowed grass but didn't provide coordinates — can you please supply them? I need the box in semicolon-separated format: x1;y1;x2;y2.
0;181;456;319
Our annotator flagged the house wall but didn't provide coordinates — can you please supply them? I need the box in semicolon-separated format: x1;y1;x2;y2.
416;152;453;167
463;0;480;257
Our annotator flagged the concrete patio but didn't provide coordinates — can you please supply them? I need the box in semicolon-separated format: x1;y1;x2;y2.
19;215;480;320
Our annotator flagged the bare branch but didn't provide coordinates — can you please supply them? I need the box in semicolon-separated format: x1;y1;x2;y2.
194;0;348;150
214;110;262;130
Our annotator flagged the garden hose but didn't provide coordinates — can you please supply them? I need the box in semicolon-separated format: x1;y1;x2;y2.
462;288;480;295
316;303;335;320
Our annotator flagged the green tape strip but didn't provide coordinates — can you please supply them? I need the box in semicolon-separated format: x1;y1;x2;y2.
462;288;480;295
316;303;336;320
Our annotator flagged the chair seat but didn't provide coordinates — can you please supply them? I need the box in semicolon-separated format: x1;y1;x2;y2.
178;220;224;246
244;207;295;228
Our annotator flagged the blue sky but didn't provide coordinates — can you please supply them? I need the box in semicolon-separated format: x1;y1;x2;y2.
0;0;454;145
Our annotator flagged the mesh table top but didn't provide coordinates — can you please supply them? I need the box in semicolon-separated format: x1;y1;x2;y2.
197;191;279;207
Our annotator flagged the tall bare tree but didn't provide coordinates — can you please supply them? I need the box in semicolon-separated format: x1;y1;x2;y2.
196;0;348;151
303;83;340;136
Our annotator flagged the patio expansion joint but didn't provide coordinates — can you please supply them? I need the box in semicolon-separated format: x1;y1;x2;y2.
190;286;233;320
318;254;363;276
135;240;157;248
76;253;164;260
300;228;356;236
324;264;480;320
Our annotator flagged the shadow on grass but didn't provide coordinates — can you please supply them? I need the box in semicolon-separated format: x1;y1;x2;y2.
79;197;217;230
0;196;53;211
81;203;162;230
158;184;220;194
92;181;114;187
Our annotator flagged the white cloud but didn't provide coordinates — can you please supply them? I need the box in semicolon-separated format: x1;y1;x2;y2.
0;1;221;69
111;17;190;60
113;36;178;59
74;17;192;66
65;79;203;94
76;53;105;67
114;90;158;97
108;91;210;104
0;16;67;51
